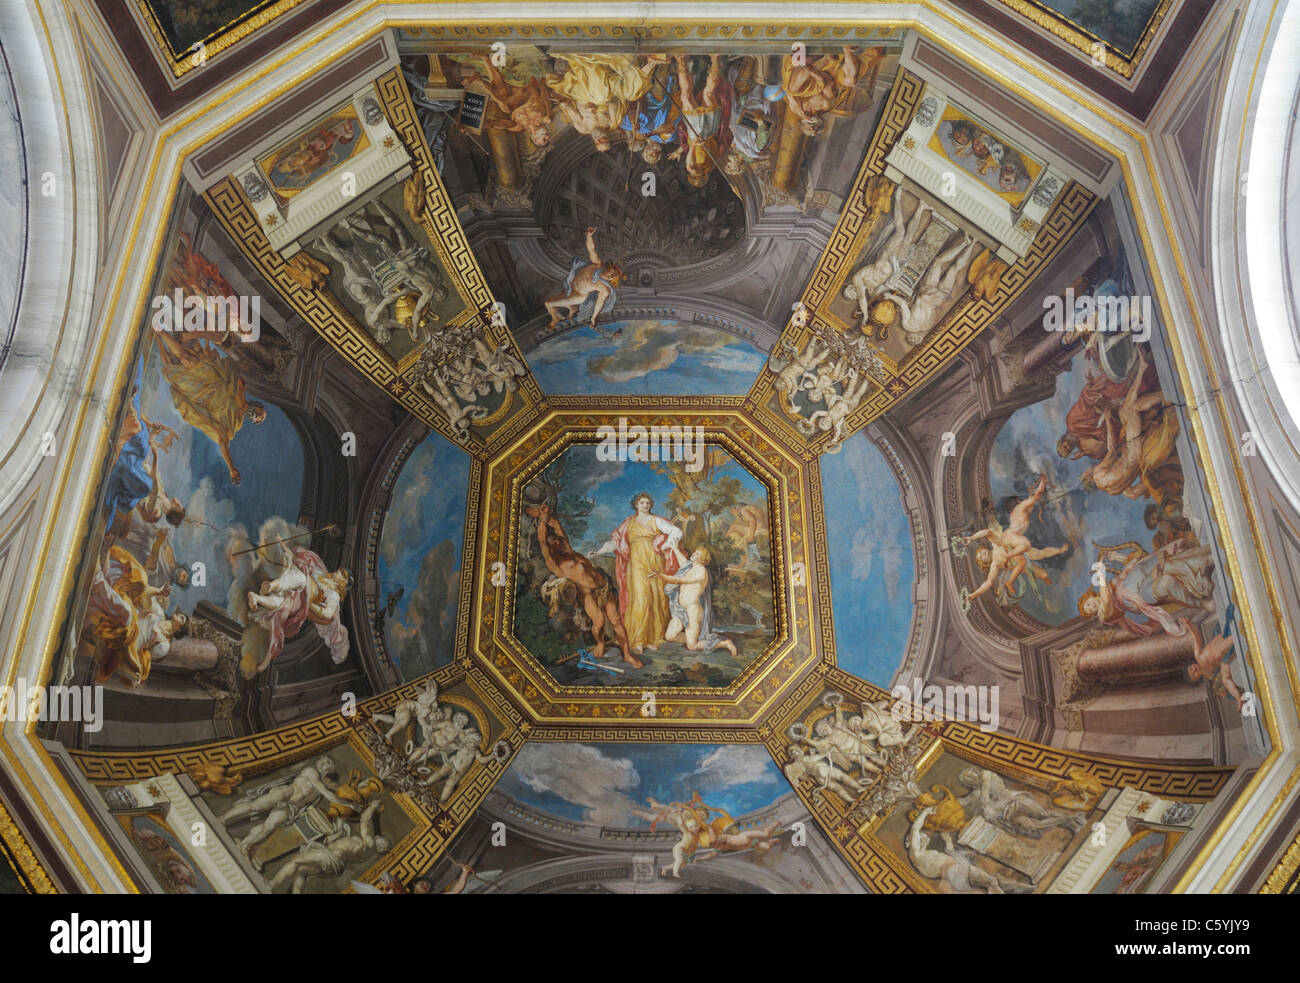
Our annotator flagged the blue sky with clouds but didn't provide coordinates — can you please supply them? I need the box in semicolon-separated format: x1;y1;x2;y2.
529;319;766;395
499;742;787;826
820;433;915;686
377;429;471;646
135;347;303;615
552;443;768;553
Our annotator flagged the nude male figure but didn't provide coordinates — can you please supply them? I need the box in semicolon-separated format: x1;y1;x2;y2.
411;710;468;769
965;473;1070;602
269;800;390;894
219;756;350;863
1182;617;1245;711
884;233;979;346
418;728;496;803
802;714;881;776
371;680;442;748
527;502;642;668
842;185;923;323
543;227;624;331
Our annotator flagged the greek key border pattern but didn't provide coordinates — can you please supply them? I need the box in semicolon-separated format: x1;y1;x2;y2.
805;453;837;665
72;665;525;888
203;178;475;444
744;69;922;449
755;666;1230;892
747;68;1097;455
937;723;1232;799
377;68;549;451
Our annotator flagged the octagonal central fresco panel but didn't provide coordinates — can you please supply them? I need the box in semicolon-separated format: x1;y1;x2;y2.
474;402;827;727
513;440;775;688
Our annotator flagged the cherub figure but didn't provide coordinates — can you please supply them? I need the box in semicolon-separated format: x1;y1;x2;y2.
800;371;872;452
802;355;853;405
1183;610;1245;712
800;698;881;777
410;710;467;770
543;226;624;332
645;794;782;878
417;729;501;804
965;474;1070;603
948;122;1004;175
858;699;918;748
371;679;442;747
767;336;830;393
419;364;490;437
783;745;865;805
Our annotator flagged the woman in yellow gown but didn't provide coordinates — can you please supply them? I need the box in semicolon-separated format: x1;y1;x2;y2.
591;493;684;656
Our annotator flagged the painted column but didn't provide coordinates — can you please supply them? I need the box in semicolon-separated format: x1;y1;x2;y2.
771;104;807;191
1076;631;1197;682
487;127;524;190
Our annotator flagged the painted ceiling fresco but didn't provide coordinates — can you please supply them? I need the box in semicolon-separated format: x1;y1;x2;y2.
1031;0;1164;56
35;20;1269;897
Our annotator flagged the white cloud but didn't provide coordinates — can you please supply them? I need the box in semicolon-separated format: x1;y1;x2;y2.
381;438;469;568
837;436;910;602
686;745;779;792
505;743;642;826
528;329;610;366
694;346;765;376
381;441;435;567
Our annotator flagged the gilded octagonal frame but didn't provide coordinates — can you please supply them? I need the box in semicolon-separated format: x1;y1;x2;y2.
471;399;834;730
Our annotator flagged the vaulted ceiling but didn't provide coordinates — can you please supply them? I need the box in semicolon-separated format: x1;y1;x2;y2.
0;0;1298;898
